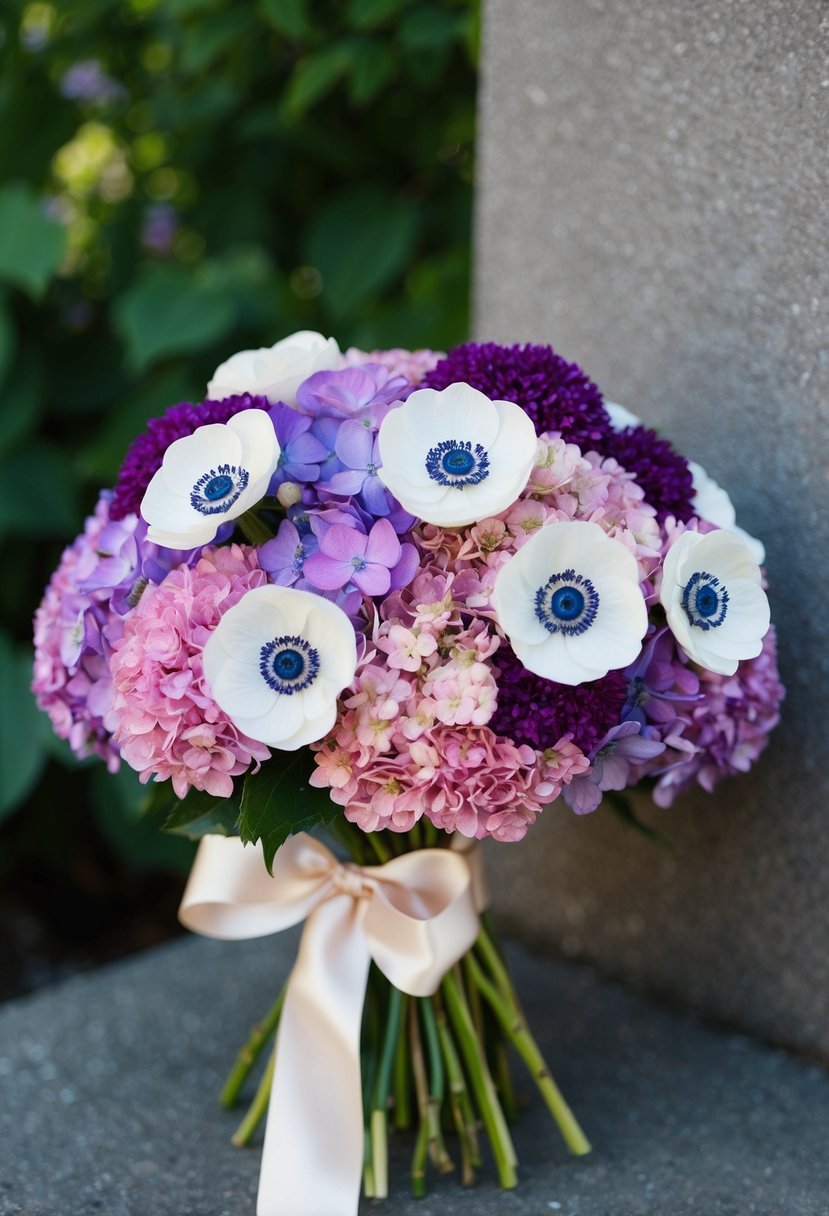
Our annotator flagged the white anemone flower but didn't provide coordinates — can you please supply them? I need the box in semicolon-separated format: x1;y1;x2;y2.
659;528;770;676
377;382;538;528
202;586;357;749
207;330;341;406
688;461;765;564
604;400;642;430
141;409;280;550
492;520;648;685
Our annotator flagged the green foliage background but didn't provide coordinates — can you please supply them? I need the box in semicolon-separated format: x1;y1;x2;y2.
0;0;477;886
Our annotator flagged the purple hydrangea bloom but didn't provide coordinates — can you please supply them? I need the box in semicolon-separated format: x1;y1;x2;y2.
323;421;390;516
31;493;199;769
423;342;612;450
652;627;785;807
295;364;410;424
564;722;666;815
110;394;272;520
259;519;319;588
621;627;702;729
307;415;345;484
304;517;416;597
268;403;329;487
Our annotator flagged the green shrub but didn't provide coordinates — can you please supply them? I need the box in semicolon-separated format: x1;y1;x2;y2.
0;0;477;874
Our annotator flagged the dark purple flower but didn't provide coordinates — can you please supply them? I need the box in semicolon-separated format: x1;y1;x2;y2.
564;722;666;814
110;394;272;521
259;519;319;588
423;341;612;450
295;365;410;424
604;424;695;523
268;403;329;486
490;645;629;753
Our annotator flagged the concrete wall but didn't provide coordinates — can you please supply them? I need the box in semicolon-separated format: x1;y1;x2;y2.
476;0;829;1056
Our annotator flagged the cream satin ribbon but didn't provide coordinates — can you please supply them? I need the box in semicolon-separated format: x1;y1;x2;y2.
179;833;482;1216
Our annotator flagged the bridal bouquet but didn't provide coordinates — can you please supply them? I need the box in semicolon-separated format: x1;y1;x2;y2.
33;332;783;1215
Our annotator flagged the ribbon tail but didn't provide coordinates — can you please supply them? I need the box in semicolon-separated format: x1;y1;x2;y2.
257;893;371;1216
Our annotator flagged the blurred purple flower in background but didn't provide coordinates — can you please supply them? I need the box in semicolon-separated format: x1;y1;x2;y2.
60;59;126;105
141;203;178;255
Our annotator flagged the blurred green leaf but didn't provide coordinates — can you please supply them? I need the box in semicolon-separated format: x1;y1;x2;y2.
114;263;237;370
0;183;67;300
0;298;13;387
163;788;241;838
398;6;468;49
166;0;225;16
259;0;312;39
0;632;47;821
284;46;351;117
0;442;80;539
0;345;42;457
307;184;419;318
91;765;197;872
239;753;337;872
178;9;255;74
348;0;412;29
76;363;200;484
348;39;395;105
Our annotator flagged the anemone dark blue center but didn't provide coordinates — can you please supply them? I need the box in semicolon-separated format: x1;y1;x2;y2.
272;648;304;681
190;463;249;515
259;634;320;695
443;447;475;476
550;586;586;621
535;569;600;637
681;570;729;630
425;439;490;488
204;474;233;501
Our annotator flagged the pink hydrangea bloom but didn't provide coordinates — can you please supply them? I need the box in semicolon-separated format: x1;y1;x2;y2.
311;558;588;841
342;347;442;385
110;544;271;798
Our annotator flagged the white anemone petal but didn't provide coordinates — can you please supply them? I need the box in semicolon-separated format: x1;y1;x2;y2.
161;425;242;489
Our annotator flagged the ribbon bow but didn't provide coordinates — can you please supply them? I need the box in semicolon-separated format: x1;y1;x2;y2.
179;833;481;1216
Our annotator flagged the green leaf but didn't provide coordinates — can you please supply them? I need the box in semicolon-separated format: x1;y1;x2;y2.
239;752;338;872
284;46;351;117
0;183;66;300
0;441;79;539
604;790;675;852
0;297;13;388
348;0;411;30
348;39;395;105
0;631;48;821
259;0;311;39
398;6;467;50
163;788;241;839
306;184;419;318
179;10;255;74
113;262;236;370
76;363;200;484
91;766;197;872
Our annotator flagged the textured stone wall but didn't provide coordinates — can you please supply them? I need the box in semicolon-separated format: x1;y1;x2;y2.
476;0;829;1056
